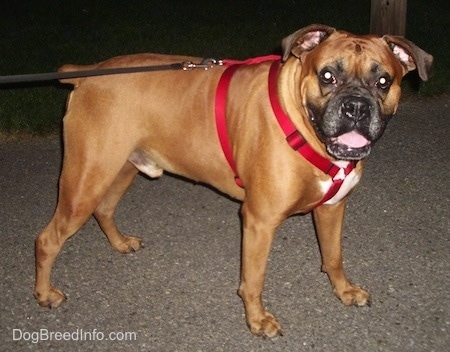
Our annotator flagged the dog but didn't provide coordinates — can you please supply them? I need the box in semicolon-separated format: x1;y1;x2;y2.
34;24;433;337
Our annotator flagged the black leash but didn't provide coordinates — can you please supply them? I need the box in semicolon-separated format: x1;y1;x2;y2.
0;58;223;85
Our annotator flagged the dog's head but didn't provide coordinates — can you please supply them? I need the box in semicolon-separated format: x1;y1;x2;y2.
282;24;433;160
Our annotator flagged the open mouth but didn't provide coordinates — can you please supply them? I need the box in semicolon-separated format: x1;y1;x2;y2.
327;131;372;160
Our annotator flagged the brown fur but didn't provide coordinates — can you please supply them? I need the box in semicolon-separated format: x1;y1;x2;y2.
34;25;432;337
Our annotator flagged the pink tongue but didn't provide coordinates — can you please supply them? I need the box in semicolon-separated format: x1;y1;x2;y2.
336;131;369;148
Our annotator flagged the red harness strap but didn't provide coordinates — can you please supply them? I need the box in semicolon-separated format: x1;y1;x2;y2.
267;60;357;206
215;64;242;186
214;56;357;208
215;55;281;188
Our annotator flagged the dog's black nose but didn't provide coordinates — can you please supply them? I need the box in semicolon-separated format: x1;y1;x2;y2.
341;97;370;122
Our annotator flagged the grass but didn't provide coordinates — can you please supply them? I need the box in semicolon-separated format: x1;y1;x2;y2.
0;0;448;135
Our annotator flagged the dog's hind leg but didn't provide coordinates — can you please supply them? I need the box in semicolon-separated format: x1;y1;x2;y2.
34;129;137;308
93;161;142;253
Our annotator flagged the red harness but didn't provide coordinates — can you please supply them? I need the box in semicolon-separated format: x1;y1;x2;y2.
214;56;357;208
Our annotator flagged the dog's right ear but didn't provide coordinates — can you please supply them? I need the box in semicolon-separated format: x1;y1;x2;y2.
281;24;336;62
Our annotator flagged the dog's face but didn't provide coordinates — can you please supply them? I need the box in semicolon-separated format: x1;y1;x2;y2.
301;33;404;160
282;25;433;160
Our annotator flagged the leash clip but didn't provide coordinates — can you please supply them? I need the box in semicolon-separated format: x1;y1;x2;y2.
182;61;196;71
200;58;224;69
182;58;224;71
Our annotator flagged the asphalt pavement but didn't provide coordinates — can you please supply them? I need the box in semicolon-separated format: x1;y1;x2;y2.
0;97;448;351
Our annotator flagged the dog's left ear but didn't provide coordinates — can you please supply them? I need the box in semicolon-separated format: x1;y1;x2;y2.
281;24;336;62
383;35;434;81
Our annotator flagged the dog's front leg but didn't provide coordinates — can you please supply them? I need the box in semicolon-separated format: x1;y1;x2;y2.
238;202;283;338
313;201;371;307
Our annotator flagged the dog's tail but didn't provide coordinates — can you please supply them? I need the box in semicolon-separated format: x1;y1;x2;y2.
57;64;98;86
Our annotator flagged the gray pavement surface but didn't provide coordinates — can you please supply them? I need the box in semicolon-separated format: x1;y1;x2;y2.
0;97;449;351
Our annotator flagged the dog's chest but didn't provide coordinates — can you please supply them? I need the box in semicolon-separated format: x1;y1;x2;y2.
319;162;361;205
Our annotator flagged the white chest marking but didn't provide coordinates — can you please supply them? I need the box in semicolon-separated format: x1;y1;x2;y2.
319;161;361;205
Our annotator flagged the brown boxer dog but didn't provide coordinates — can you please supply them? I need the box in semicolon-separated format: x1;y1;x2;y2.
34;24;432;337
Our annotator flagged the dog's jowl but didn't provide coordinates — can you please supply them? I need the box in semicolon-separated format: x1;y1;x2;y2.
34;24;432;337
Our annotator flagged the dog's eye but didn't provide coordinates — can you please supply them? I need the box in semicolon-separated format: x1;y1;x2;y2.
320;70;337;85
376;76;391;90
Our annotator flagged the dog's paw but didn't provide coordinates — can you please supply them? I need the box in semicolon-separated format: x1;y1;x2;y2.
335;284;371;307
35;286;67;309
248;311;283;338
112;235;143;254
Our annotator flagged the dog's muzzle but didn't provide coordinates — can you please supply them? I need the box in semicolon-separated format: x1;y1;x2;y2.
327;96;373;160
309;94;383;161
